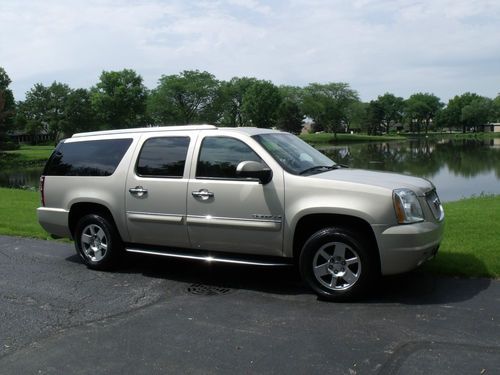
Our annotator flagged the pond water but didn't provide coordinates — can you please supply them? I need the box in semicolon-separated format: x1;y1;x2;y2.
0;165;44;191
320;137;500;202
1;137;499;202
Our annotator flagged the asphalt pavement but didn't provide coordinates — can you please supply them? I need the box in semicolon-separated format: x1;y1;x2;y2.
0;235;498;374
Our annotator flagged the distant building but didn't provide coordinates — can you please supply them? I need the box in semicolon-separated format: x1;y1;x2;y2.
483;123;500;133
301;118;314;134
8;129;51;144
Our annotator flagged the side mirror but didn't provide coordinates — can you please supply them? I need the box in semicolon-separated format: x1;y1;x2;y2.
236;161;273;184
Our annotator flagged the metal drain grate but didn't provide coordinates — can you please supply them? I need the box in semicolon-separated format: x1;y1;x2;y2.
186;283;233;296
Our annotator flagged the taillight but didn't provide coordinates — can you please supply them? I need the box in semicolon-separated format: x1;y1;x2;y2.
39;176;45;207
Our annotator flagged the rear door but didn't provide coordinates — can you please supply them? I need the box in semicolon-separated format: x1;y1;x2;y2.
125;131;196;248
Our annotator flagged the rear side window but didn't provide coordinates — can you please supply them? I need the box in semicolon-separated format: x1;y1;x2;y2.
44;139;133;176
136;137;190;178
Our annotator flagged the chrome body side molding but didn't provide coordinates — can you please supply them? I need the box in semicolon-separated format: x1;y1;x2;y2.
126;211;184;224
186;215;282;231
125;247;292;266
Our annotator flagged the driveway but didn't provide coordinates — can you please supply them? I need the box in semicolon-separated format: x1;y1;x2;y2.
0;236;498;374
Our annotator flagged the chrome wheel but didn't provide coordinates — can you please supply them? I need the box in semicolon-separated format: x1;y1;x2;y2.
80;224;108;262
312;241;361;291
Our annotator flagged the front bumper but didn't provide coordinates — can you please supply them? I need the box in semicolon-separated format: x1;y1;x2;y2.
373;220;444;275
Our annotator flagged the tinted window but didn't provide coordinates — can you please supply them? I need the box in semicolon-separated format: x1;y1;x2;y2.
136;137;190;178
253;133;334;175
44;139;132;176
196;137;262;179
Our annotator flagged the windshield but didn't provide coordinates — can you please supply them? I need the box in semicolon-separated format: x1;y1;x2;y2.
253;133;336;175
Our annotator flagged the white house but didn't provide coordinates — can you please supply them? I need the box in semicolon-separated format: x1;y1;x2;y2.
484;123;500;133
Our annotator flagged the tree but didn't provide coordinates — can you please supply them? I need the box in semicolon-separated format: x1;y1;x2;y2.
404;93;442;134
92;69;148;129
62;89;97;136
276;100;303;134
218;77;257;127
363;100;384;135
241;80;282;128
493;94;500;122
0;67;12;89
345;101;367;133
0;67;16;148
276;85;305;133
377;93;404;133
18;82;72;142
301;83;359;136
279;85;304;104
438;92;489;133
461;97;492;132
148;70;220;125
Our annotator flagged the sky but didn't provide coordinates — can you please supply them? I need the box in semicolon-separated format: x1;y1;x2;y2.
1;0;499;102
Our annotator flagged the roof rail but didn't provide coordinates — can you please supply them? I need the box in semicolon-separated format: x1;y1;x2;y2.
72;124;217;138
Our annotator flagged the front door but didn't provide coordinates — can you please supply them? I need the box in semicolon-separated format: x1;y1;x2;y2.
186;134;284;256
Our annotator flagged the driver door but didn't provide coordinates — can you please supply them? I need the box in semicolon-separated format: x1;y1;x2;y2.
186;134;285;256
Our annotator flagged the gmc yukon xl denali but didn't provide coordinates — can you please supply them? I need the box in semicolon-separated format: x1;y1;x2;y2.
38;125;445;300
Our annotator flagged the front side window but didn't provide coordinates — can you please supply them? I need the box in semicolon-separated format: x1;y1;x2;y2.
136;137;190;178
196;137;262;179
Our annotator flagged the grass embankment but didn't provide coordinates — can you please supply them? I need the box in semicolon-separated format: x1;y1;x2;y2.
300;133;405;144
423;195;500;278
444;132;500;141
401;132;500;141
0;188;49;239
300;131;500;144
0;187;498;278
2;145;54;166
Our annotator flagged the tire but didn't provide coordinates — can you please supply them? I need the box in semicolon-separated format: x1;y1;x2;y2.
74;214;122;270
299;227;374;301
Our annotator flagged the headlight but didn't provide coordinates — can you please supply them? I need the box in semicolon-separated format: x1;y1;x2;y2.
393;188;424;224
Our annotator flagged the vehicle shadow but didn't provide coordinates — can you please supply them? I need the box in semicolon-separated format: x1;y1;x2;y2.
65;252;492;304
364;269;491;305
122;254;310;296
66;253;310;296
366;252;492;305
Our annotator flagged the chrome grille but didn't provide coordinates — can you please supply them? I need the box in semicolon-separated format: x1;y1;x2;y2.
426;190;444;221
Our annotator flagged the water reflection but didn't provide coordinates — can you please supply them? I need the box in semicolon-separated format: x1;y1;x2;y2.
0;166;44;190
321;138;500;202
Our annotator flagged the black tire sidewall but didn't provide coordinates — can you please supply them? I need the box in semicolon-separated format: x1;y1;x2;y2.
299;227;373;301
74;214;121;270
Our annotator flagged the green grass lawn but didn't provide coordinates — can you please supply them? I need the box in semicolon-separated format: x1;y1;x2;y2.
0;187;498;278
0;188;50;239
3;145;55;163
300;132;405;144
405;132;500;140
423;195;500;278
300;131;500;145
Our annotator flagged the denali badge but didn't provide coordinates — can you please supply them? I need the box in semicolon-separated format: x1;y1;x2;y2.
252;214;282;220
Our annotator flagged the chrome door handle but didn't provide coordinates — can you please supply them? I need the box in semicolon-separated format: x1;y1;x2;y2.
129;186;148;197
192;189;214;200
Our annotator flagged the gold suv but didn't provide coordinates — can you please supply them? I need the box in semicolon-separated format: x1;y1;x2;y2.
38;125;444;300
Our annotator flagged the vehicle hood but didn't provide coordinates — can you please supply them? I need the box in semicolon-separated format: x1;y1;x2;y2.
310;168;434;196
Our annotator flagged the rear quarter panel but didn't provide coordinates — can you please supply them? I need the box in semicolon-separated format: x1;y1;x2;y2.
41;134;141;241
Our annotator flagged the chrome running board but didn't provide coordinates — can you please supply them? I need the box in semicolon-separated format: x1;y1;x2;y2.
125;247;292;267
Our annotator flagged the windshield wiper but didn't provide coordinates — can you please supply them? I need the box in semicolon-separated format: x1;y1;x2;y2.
299;165;342;176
